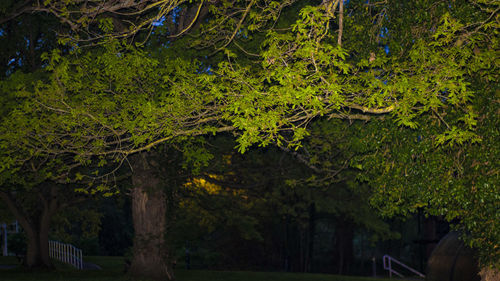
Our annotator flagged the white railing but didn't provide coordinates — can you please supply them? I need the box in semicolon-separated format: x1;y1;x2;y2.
1;221;20;256
1;223;7;256
383;254;425;279
49;240;83;269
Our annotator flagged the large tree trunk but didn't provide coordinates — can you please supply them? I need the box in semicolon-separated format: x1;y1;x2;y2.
129;152;174;281
39;201;55;267
480;266;500;281
24;225;53;269
24;227;41;267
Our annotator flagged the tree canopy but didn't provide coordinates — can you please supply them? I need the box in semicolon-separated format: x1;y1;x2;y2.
0;0;498;273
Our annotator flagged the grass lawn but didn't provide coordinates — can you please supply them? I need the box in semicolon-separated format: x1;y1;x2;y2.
175;270;385;281
0;256;387;281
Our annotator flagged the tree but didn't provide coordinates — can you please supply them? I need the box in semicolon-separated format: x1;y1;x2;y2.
0;2;84;268
362;86;499;266
167;135;397;273
0;2;61;76
1;0;498;279
0;182;93;268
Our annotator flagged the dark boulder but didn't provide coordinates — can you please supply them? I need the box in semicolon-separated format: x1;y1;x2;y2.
426;232;480;281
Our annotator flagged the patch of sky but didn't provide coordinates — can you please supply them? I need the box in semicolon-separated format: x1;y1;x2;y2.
35;37;44;50
196;57;213;75
377;27;390;54
13;52;21;66
172;6;182;24
380;27;388;38
0;28;4;36
152;16;166;27
236;29;248;39
5;55;21;76
204;65;213;75
439;90;449;103
198;63;213;75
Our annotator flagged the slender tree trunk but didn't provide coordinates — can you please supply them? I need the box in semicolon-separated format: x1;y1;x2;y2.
129;152;174;281
334;220;353;275
306;203;316;272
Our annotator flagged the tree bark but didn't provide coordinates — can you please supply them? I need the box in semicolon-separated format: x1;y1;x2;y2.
479;266;500;281
24;226;45;268
39;195;57;267
129;152;174;281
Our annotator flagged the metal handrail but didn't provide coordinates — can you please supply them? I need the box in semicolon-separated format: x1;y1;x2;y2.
383;254;425;279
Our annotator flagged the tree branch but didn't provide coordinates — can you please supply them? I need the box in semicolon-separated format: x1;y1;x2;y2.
0;190;33;231
348;104;395;114
0;0;33;25
338;0;343;47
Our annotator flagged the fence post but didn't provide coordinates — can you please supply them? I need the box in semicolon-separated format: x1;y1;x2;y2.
79;248;83;269
65;244;69;264
389;258;392;278
74;246;77;268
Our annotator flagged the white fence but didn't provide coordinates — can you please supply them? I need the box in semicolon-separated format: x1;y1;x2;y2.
48;240;83;269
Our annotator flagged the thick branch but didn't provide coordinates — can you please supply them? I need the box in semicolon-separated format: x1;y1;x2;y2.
0;0;33;25
348;104;395;114
167;0;204;38
328;113;372;121
125;125;235;156
0;190;33;231
278;146;347;178
215;0;255;52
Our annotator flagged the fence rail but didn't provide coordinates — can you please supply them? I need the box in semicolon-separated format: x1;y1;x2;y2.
48;240;83;269
383;254;425;279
